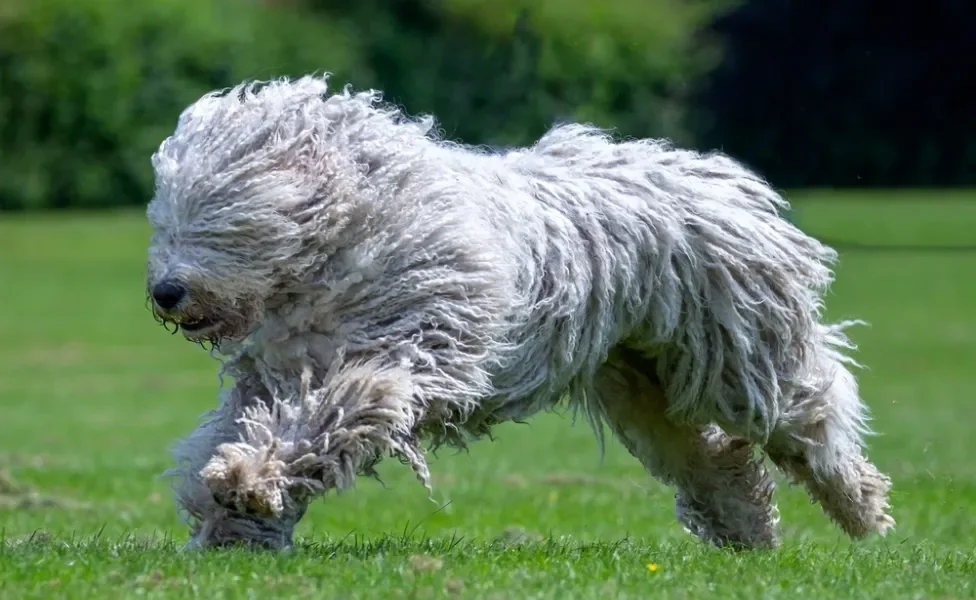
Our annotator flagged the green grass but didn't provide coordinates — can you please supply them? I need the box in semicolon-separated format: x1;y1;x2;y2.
1;191;975;598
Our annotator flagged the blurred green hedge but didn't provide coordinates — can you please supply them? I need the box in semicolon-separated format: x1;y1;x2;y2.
0;0;368;210
0;0;714;210
303;0;715;148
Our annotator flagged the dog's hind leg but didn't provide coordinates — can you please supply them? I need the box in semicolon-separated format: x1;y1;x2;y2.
765;345;895;539
592;348;779;550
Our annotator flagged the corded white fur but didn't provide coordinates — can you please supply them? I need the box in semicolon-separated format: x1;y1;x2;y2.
146;75;893;550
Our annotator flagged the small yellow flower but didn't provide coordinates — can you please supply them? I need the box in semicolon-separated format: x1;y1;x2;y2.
647;563;659;572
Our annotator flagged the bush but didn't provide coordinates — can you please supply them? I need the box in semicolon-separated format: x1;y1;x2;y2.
0;0;723;210
0;0;368;210
301;0;717;148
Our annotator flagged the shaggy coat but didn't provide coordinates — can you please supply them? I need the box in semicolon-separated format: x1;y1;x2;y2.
146;75;894;549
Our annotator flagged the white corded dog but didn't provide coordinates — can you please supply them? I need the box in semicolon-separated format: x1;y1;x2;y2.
146;75;894;550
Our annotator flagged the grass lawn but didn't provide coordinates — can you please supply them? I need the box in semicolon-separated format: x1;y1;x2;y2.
1;190;975;598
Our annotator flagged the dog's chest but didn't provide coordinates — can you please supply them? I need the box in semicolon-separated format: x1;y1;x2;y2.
245;308;340;378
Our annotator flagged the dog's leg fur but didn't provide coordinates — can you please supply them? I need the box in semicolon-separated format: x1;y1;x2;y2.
593;349;779;549
765;342;895;539
178;359;430;549
168;371;307;549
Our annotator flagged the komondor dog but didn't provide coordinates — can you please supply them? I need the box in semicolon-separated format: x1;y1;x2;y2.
146;75;894;550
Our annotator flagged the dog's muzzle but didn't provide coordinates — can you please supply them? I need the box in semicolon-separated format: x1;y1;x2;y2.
149;284;224;340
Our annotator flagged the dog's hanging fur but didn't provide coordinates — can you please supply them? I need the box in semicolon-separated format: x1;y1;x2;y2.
147;75;894;550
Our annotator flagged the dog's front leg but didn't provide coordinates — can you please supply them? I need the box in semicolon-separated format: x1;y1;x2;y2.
168;372;308;550
175;359;429;550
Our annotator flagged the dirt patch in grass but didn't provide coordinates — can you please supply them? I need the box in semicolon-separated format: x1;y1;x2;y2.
0;470;88;510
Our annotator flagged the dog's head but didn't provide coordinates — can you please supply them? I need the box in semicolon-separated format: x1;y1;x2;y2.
146;76;373;346
146;75;438;346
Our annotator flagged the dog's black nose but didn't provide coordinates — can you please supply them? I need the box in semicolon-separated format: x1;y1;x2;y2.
152;281;186;310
